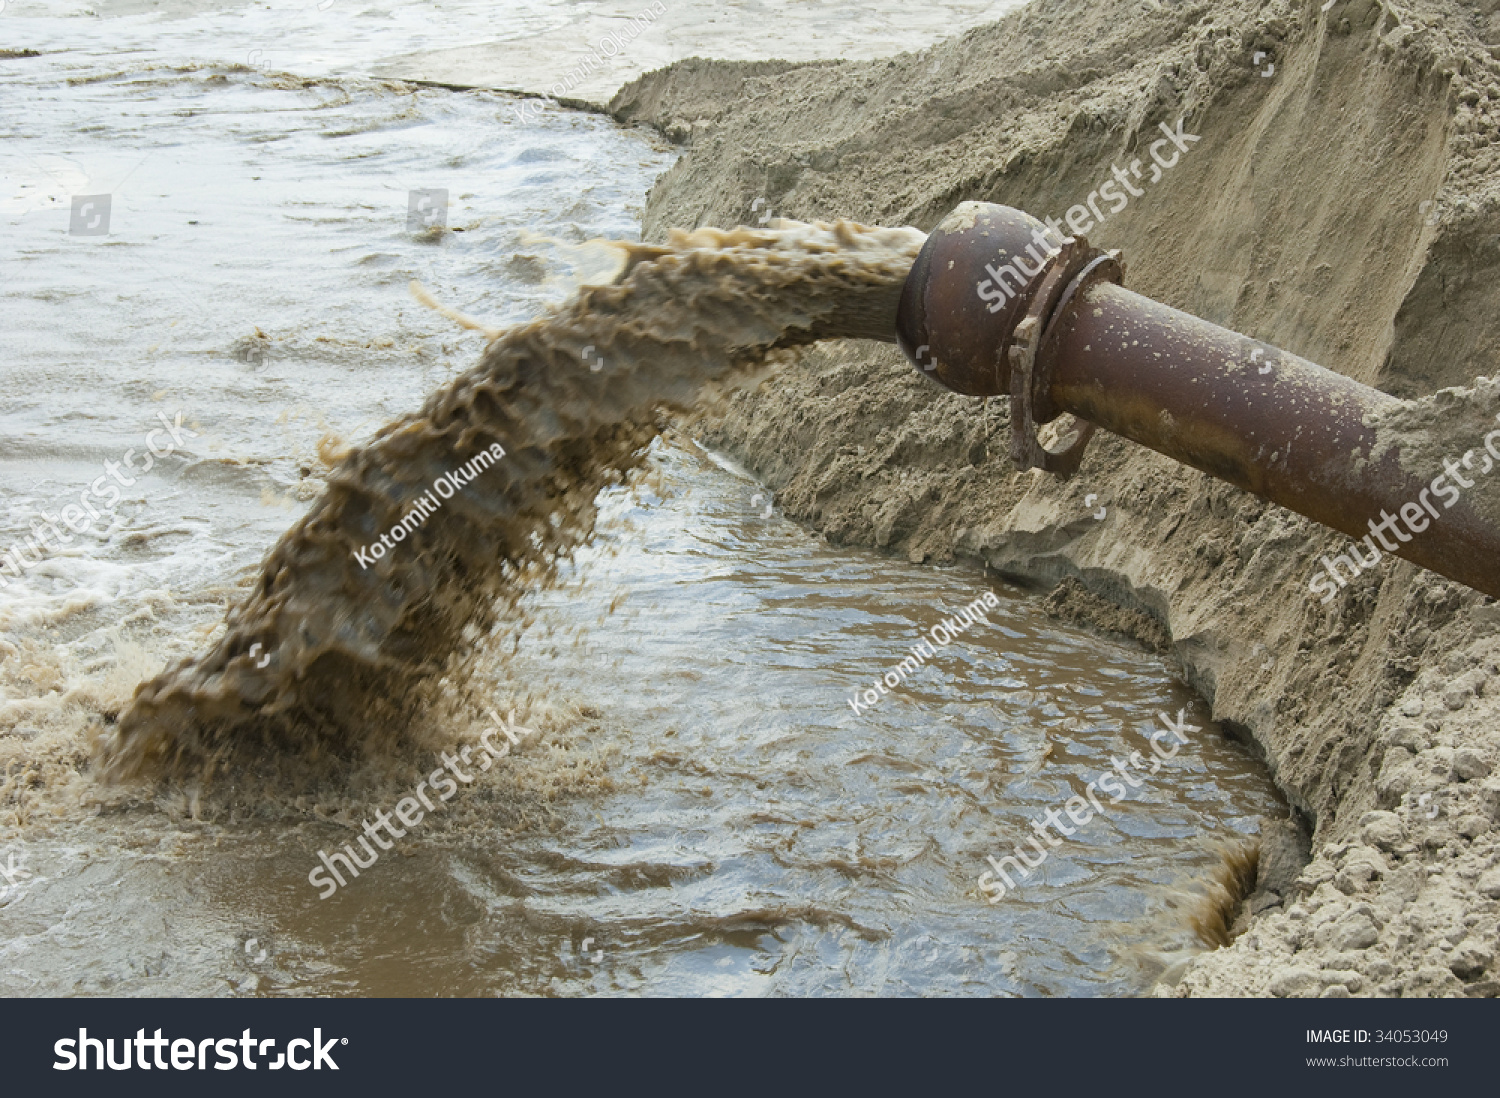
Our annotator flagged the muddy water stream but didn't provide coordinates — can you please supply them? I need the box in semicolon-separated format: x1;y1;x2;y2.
0;2;1285;998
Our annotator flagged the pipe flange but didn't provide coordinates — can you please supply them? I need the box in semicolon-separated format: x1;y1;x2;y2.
1007;238;1118;476
1032;250;1125;424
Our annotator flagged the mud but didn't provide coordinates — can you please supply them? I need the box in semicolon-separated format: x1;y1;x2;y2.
101;221;925;781
617;0;1500;995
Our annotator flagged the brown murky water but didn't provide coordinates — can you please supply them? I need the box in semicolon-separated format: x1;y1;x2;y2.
101;216;925;778
0;17;1286;998
2;434;1287;997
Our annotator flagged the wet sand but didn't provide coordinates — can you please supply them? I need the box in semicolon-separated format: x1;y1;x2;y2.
621;0;1500;997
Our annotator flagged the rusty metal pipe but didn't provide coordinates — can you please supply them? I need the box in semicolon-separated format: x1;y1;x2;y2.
894;201;1500;599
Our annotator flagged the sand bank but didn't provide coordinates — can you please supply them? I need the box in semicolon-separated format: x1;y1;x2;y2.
620;0;1500;996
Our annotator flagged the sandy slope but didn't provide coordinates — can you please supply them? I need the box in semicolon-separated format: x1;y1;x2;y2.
616;0;1500;996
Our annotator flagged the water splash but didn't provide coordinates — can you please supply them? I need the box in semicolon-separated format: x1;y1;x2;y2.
100;221;925;781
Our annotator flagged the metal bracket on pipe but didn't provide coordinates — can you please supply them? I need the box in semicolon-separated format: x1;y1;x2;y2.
1006;238;1119;476
897;200;1500;598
